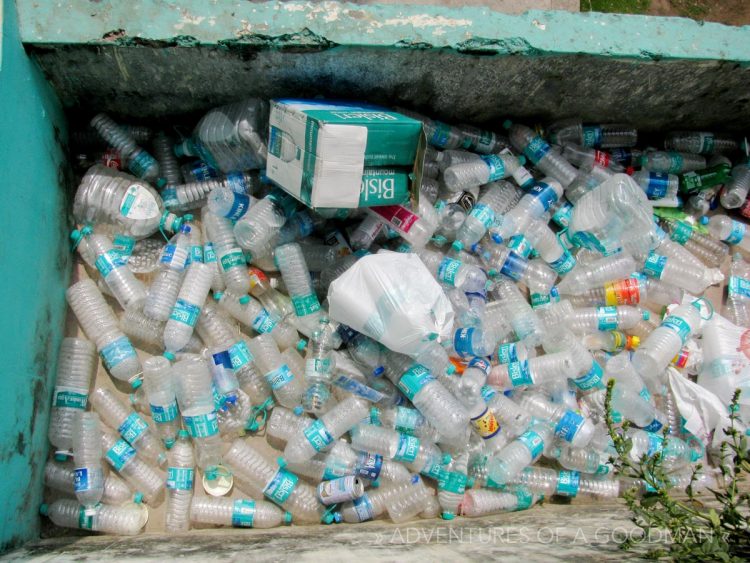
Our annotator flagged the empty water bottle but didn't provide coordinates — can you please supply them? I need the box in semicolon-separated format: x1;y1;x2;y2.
248;334;304;408
488;352;575;390
350;423;442;475
548;119;637;149
631;170;679;201
368;198;439;249
461;488;541;517
101;429;165;505
725;253;750;327
214;291;297;350
443;153;523;191
662;219;728;268
641;151;706;174
275;243;324;335
641;251;723;295
165;430;194;533
664;131;738;155
487;421;553;484
453;180;521;250
490;278;546;346
91;113;160;182
40;499;146;536
302;317;337;414
492;177;564;241
44;460;132;505
153;131;182;187
190;497;290;529
627;428;700;470
144;222;192;321
705;214;750;252
141;356;181;448
164;262;213;353
506;122;578;187
510;466;619;499
519;393;596;448
719;161;750;209
234;189;298;259
72;412;105;514
479;243;556;294
556;252;637;295
203;211;250;295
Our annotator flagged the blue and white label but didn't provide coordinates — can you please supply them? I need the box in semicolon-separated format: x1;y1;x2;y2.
203;242;217;263
524;136;551;164
646;433;664;457
573;361;605;390
596;306;619;331
52;386;88;410
393;433;420;463
480;154;506;182
469;357;492;375
113;235;135;259
550;250;576;274
303;419;334;452
251;309;278;334
453;327;477;358
183;412;219;438
118;412;149;445
150;401;178;423
508;360;533;387
728;276;750;298
397;364;435;400
470;203;495;229
228;340;254;369
581;126;603;148
170;298;201;327
73;467;102;493
95;250;126;278
552;201;573;228
226;193;252;221
642;253;667;279
166;467;194;490
265;364;295;390
264;469;299;505
332;375;386;403
395;406;422;435
508;235;533;258
662;315;692;344
226;172;249;194
528;182;559;211
644;173;670;199
100;336;137;371
105;439;136;471
642;418;664;433
726;220;747;245
352;495;374;522
518;430;544;459
555;470;580;497
231;499;256;527
437;258;462;286
554;411;585;443
480;384;498;403
291;293;321;317
356;451;383;481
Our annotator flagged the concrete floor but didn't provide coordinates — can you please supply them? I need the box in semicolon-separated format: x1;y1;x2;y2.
347;0;579;13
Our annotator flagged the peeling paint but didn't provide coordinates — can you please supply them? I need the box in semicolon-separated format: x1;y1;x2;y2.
382;14;473;29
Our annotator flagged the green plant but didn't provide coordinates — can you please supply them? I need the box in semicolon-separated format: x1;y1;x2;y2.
605;381;750;561
580;0;651;15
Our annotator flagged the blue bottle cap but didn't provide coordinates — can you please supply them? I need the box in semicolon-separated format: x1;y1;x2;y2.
134;492;144;504
39;504;49;516
372;366;385;377
163;351;176;361
293;406;304;416
452;241;463;252
54;452;69;462
441;512;455;520
239;295;251;304
502;119;513;130
284;512;293;524
699;216;710;225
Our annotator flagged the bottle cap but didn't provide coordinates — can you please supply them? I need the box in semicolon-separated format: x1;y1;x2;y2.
466;477;475;488
164;438;175;450
54;452;69;462
699;216;709;225
626;166;635;176
441;512;455;520
502;119;513;130
372;366;385;378
212;292;223;301
156;177;167;189
203;465;234;497
642;310;650;321
277;457;287;468
442;453;452;465
487;269;498;278
296;339;307;352
178;429;189;439
293;406;304;416
284;512;293;525
691;449;702;462
451;241;463;252
131;378;142;390
239;295;250;304
629;336;641;349
133;492;144;504
183;213;194;222
163;351;176;361
446;365;456;375
371;479;381;488
69;229;82;243
517;155;526;166
39;504;49;516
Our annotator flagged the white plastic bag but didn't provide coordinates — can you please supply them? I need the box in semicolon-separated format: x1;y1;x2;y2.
327;251;454;356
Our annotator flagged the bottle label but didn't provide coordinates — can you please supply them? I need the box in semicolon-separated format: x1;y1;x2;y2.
453;327;478;358
573;361;605;390
555;470;580;497
667;152;684;174
170;298;201;327
639;386;652;403
265;364;295;391
647;432;664;456
231;499;256;527
471;406;501;440
113;235;135;259
645;173;670;198
120;184;159;220
160;244;188;270
642;253;667;279
669;221;692;245
421;457;446;481
94;250;126;278
697;133;715;154
518;430;544;459
439;471;467;495
249;308;277;334
393;433;421;463
100;336;137;371
128;151;158;179
508;235;533;258
166;467;195;490
437;257;462;286
203;243;217;264
106;439;136;471
183;412;219;438
73;467;102;493
662;315;691;345
331;374;386;403
480;154;506;182
355;452;383;481
523;136;550;164
726;220;746;245
78;507;94;530
291;293;321;317
303;419;334;452
728;276;750;298
593;150;610;168
642;418;664;433
515;487;534;510
528;182;559;211
370;205;420;234
554;411;585;442
190;245;203;265
469;357;492;375
226;193;251;221
219;249;245;272
264;469;299;505
552;200;573;228
52;386;88;409
395;406;422;435
352;494;374;522
549;250;576;274
118;412;149;445
610;330;626;352
604;278;641;306
581;126;603;148
228;340;254;369
466;203;494;230
499;250;525;282
596;306;619;331
430;121;452;148
397;364;435;400
507;360;533;387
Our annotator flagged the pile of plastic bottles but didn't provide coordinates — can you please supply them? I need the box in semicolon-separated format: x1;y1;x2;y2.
42;102;750;535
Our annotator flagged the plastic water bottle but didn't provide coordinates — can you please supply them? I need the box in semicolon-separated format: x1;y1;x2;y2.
164;262;213;353
165;430;194;533
453;181;521;250
437;149;481;172
48;337;97;459
203;211;250;295
340;474;429;523
545;300;649;334
490;278;546;346
445;327;496;360
350;423;442;474
548;445;605;474
144;223;192;321
350;214;384;251
562;144;625;172
40;499;146;536
604;353;665;430
223;440;327;523
582;330;640;353
705;214;750;252
518;393;595;448
479;244;556;293
173;357;222;472
719;162;750;209
91;387;167;467
101;429;165;505
548;119;637;149
90;113;160;181
487;393;531;439
370;406;442;444
214;291;297;350
461;488;541;517
641;151;706;174
44;460;133;505
505;122;578;187
141;356;180;448
641;251;723;295
301;317;337;414
153;131;182;187
661;219;728;268
275;243;323;335
284;396;370;462
367;198;438;249
190;497;290;529
277;210;325;247
443;153;523;191
632;300;702;389
522;219;575;275
66;279;141;383
566;274;682;308
248;334;304;409
415;248;487;293
488;352;575;389
492;177;564;241
725;253;750;327
207;185;257;221
437;453;469;520
627;428;700;470
556;252;637;295
510;466;619;498
73;165;181;239
234;189;298;259
631;170;679;201
72;412;105;514
664;131;738;155
174;98;268;173
486;421;553;484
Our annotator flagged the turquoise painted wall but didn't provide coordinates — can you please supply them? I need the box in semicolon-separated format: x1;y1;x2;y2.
0;0;70;551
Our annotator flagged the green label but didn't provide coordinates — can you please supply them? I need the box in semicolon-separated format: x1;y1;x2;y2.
393;433;420;463
291;293;321;317
359;168;410;207
166;467;194;490
303;419;334;452
397;364;435;400
264;469;299;505
439;471;467;494
183;412;219;438
220;250;245;271
53;387;88;409
670;221;693;244
232;499;256;527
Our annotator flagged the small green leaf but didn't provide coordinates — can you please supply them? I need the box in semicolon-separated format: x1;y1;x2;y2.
708;509;721;528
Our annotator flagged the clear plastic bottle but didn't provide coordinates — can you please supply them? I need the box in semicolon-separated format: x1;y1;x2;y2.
285;396;370;462
486;421;553;485
223;439;327;523
725;253;750;327
632;300;703;389
101;429;165;505
266;406;311;450
664;131;738;155
40;498;146;536
506;122;578;187
340;474;428;523
511;466;619;498
488;352;575;390
562;144;625;172
524;219;577;275
641;251;723;295
90;113;160;181
190;497;291;529
350;214;384;251
641;151;706;174
490;278;546;346
91;387;167;467
705;214;750;253
165;430;194;533
719;162;750;209
66;279;142;383
486;392;531;439
144;223;192;321
445;327;496;359
234;189;298;259
247;334;304;408
153;131;182;187
556;252;637;295
367;198;438;249
453;181;521;250
302;317;337;414
550;445;604;474
141;356;181;448
164;262;214;353
479;244;557;294
443;153;523;191
214;291;297;350
631;170;679;201
519;393;595;448
545;300;649;334
492;177;564;241
370;405;442;444
74;165;180;239
207;185;257;221
627;428;699;470
582;330;640;353
275;243;324;335
297;242;342;272
415;248;487;294
44;460;133;505
350;423;442;474
548;119;637;149
48;337;97;459
173;357;222;472
662;219;729;268
201;207;226;293
203;211;251;294
566;274;682;308
605;353;665;430
461;487;540;517
72;412;105;514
